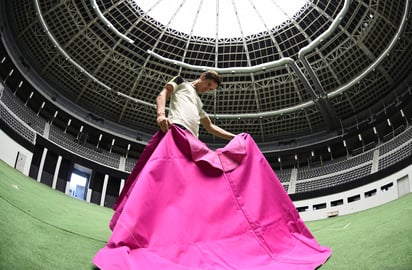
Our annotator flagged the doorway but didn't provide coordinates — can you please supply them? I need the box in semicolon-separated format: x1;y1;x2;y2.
69;169;89;200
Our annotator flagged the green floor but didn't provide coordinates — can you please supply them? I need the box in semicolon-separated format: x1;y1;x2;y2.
0;160;411;269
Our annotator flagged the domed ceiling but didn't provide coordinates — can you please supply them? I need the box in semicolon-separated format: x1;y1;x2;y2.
1;0;411;147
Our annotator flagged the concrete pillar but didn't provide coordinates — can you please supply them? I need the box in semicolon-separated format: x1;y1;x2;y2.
52;155;62;189
100;174;109;207
119;179;125;195
86;188;92;203
36;147;48;183
65;180;70;195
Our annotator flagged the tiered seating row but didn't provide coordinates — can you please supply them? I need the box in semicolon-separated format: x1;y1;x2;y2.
0;102;36;144
379;127;412;155
125;158;137;172
282;127;411;193
378;141;412;170
275;169;292;183
295;164;372;193
49;125;121;169
1;87;46;134
297;151;374;180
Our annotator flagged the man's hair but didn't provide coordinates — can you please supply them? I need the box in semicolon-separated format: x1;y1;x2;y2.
203;70;222;87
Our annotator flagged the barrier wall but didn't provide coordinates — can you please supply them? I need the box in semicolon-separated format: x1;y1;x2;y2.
294;165;412;221
0;128;33;175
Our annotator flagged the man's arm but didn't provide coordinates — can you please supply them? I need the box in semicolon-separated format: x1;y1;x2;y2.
156;84;173;132
200;116;235;140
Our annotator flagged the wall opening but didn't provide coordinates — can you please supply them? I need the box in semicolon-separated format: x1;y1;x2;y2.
69;169;89;201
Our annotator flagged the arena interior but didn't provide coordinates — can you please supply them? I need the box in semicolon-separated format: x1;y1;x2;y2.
0;0;411;221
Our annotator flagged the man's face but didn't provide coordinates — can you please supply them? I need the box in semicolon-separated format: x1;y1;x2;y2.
196;79;218;94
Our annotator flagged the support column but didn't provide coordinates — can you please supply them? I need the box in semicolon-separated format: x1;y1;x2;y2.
36;147;48;183
86;188;92;203
100;174;109;207
52;155;62;189
119;179;125;195
65;180;70;195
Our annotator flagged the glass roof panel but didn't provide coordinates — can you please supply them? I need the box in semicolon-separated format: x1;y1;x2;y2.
133;0;309;38
192;1;217;38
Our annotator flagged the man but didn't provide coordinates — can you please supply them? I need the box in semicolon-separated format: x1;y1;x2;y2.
155;70;235;140
94;71;331;270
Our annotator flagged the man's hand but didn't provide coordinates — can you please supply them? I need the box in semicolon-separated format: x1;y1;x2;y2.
157;114;172;132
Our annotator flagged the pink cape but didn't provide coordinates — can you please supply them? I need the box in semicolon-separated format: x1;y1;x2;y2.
93;126;331;269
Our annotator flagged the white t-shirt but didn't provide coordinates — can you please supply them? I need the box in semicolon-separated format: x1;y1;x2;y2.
167;76;207;137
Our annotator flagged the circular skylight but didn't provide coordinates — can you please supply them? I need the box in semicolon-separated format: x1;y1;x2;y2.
133;0;310;38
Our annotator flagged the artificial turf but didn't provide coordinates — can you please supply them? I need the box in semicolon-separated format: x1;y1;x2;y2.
0;160;411;269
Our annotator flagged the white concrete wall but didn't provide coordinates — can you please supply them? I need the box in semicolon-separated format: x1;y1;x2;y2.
293;164;412;221
0;128;33;176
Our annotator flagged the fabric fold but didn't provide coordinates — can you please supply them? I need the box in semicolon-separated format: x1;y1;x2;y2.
95;125;331;269
188;130;246;173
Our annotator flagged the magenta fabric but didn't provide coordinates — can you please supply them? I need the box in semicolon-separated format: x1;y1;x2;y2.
94;125;331;269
